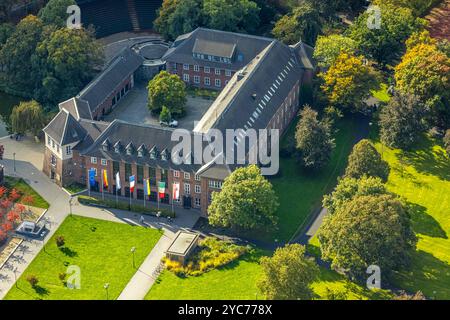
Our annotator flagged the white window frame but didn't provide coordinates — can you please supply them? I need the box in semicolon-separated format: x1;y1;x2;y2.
184;172;191;180
183;64;189;71
194;197;201;207
215;79;221;87
65;145;72;155
91;157;97;164
225;69;232;77
195;184;201;194
215;68;221;75
204;77;210;86
101;159;107;166
194;75;200;84
173;170;180;178
194;65;200;72
195;174;201;181
184;183;191;195
183;74;190;82
204;66;210;74
208;180;223;189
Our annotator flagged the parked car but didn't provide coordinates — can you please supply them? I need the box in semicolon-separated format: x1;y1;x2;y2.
160;119;179;128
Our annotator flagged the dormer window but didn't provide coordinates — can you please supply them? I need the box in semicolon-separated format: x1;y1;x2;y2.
150;146;158;160
126;142;135;156
102;139;110;152
137;145;147;158
114;141;122;154
161;149;169;161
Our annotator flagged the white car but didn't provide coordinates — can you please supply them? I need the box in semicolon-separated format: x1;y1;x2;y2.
160;119;179;128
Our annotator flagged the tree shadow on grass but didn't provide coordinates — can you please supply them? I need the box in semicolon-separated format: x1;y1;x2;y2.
399;138;450;181
407;202;447;239
33;285;50;297
394;250;450;299
59;247;78;258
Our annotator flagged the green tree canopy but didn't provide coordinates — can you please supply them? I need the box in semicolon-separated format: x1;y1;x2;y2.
295;105;335;170
349;3;421;65
159;106;172;123
272;2;321;46
313;34;357;68
33;27;103;104
208;165;278;232
258;244;318;300
318;194;417;281
202;0;260;34
154;0;203;41
0;15;44;94
323;176;387;215
0;23;13;48
344;139;390;182
38;0;77;27
147;71;187;117
10;100;46;136
320;52;380;113
444;130;450;156
379;93;427;149
395;36;450;127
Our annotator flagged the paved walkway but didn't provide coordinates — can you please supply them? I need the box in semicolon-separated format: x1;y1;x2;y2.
0;136;200;300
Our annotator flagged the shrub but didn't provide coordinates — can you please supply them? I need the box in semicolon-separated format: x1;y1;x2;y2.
444;129;450;156
165;237;249;277
55;235;65;248
26;274;39;288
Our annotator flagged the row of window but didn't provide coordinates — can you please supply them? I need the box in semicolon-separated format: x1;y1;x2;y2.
183;74;226;88
180;63;232;77
192;53;232;64
47;135;73;156
173;170;200;181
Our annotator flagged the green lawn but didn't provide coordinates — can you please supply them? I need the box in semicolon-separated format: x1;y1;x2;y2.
374;137;450;299
64;183;86;195
5;215;163;300
269;117;358;242
146;250;266;300
146;248;386;300
4;176;49;209
371;83;391;103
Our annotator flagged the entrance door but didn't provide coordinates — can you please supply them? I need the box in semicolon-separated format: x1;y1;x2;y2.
50;170;55;180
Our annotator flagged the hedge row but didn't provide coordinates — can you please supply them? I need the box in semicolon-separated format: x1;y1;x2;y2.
78;195;175;218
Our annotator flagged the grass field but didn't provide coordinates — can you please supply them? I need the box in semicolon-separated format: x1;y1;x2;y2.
269;116;358;242
4;176;49;209
371;83;391;103
5;215;163;300
146;248;386;300
374;136;450;299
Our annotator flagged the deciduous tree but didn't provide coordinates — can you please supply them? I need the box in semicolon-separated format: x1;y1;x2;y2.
258;244;318;300
208;165;278;232
344;139;390;182
318;194;417;282
320;52;379;113
147;71;187;117
38;0;77;27
295;105;335;170
313;35;357;68
10;101;46;136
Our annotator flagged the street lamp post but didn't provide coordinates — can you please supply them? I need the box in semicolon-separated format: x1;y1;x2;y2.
69;197;73;216
131;247;136;268
13;152;16;172
104;283;110;300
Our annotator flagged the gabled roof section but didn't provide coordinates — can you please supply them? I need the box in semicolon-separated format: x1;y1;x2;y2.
162;28;273;70
77;47;144;113
291;41;315;70
43;109;87;146
59;97;92;120
193;38;236;58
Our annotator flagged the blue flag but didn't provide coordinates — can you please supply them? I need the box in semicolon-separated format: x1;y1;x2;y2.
89;168;96;187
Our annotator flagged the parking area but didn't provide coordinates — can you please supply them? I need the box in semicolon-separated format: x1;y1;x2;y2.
104;84;213;131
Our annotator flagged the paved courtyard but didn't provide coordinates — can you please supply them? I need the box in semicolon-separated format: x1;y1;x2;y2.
104;84;213;131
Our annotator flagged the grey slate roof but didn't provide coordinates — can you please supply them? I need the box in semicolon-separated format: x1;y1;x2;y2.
81;120;205;173
162;28;273;71
77;47;144;113
291;41;316;70
192;38;236;58
59;97;92;120
43;109;87;146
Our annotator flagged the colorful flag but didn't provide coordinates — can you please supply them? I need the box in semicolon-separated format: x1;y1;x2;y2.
144;179;151;196
172;183;180;201
103;170;109;189
89;168;96;187
130;175;136;193
158;182;166;199
116;172;121;191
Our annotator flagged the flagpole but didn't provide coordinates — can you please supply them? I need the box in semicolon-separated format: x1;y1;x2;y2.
101;170;104;201
171;183;175;215
144;179;146;209
88;169;91;197
129;183;132;211
157;181;160;211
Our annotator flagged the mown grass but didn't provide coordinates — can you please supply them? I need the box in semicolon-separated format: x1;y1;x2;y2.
5;215;163;300
269;117;358;243
4;176;49;209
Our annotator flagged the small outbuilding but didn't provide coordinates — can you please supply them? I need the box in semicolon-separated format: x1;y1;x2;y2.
166;231;199;265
